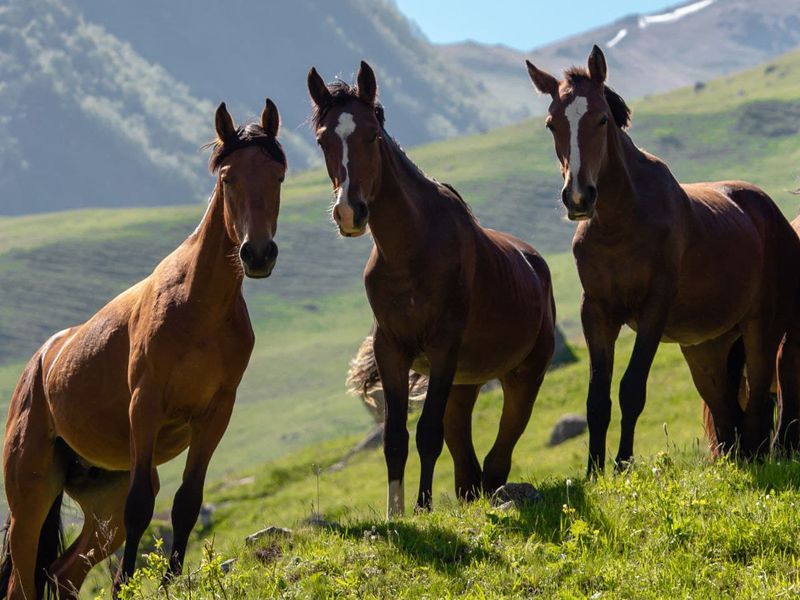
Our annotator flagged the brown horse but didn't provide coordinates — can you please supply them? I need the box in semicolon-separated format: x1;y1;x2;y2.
1;100;286;599
526;45;800;475
308;61;556;517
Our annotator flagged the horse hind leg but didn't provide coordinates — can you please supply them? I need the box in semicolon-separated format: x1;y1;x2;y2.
681;333;744;457
740;319;784;458
778;331;800;453
50;470;130;599
2;356;66;600
443;384;481;500
483;329;554;495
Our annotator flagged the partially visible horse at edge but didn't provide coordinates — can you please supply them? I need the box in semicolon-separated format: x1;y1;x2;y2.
308;61;556;517
0;99;286;599
526;45;800;475
703;215;800;455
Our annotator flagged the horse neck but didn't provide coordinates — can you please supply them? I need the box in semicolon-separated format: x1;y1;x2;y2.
590;126;639;230
366;138;431;265
186;184;243;310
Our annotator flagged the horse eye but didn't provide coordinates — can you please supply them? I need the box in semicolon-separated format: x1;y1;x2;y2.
545;121;554;131
369;132;378;143
278;176;285;183
599;115;608;126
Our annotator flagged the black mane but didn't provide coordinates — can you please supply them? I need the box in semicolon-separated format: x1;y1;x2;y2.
563;67;631;129
310;80;385;130
207;122;286;173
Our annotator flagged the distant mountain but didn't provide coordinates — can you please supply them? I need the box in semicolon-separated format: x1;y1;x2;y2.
442;0;800;116
2;0;798;216
0;0;216;214
0;0;519;215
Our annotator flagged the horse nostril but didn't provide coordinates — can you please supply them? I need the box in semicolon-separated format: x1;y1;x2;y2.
332;204;342;223
239;242;254;265
586;186;598;205
561;187;571;208
266;241;278;263
353;202;369;228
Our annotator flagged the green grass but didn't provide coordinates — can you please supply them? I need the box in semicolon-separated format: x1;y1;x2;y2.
119;457;800;599
81;335;800;598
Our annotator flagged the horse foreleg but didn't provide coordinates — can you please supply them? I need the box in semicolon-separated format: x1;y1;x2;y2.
164;390;235;582
581;298;621;476
373;329;412;519
414;341;459;512
615;295;670;471
114;385;161;596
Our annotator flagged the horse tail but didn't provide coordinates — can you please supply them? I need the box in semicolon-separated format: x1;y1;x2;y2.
0;517;10;600
346;333;428;423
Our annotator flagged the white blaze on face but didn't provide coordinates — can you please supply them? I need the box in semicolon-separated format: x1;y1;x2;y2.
564;96;588;196
387;479;405;518
334;112;357;208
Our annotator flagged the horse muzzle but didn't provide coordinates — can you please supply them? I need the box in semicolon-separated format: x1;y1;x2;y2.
562;184;597;221
240;239;278;278
333;199;369;238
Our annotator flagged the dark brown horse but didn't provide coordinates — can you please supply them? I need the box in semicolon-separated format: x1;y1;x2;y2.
308;61;556;516
526;46;800;474
1;100;286;599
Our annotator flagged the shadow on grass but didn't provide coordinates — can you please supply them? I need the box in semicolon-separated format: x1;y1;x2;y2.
742;456;800;492
487;478;610;544
331;520;507;574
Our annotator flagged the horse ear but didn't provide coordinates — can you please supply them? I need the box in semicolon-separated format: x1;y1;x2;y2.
214;102;236;141
261;98;280;137
587;44;607;85
357;60;378;105
307;67;332;108
525;60;559;98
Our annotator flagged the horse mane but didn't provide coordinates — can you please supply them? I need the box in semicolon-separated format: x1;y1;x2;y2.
206;122;286;173
310;80;386;130
564;67;632;130
311;80;475;220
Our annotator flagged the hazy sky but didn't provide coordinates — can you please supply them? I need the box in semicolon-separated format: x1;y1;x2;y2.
394;0;678;50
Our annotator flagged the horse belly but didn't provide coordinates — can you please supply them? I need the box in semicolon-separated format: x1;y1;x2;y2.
662;245;760;344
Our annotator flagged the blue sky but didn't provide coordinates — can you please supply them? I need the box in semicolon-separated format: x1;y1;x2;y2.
394;0;678;50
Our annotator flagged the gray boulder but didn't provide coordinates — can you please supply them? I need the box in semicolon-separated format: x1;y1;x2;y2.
548;414;588;446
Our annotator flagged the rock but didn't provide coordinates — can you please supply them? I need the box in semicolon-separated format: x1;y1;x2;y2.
492;483;542;507
245;526;292;546
302;513;336;529
220;558;236;574
547;414;588;446
198;503;216;530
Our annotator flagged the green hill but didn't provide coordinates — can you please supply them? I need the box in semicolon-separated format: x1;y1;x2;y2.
1;48;800;508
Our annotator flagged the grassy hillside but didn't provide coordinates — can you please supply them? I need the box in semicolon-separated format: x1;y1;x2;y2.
82;336;800;598
2;48;800;505
105;457;800;598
